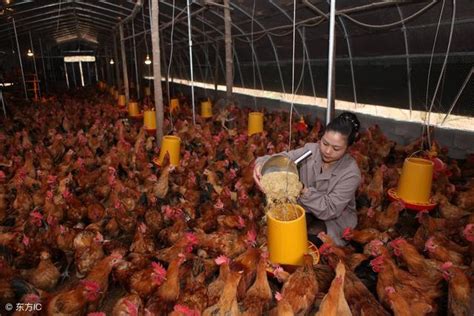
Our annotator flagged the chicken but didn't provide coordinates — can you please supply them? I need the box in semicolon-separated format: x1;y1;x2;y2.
315;261;351;316
384;286;432;316
202;269;242;316
112;293;143;316
20;251;60;291
342;227;389;244
83;252;123;311
46;280;101;316
441;262;471;316
375;200;405;231
370;255;441;311
280;254;318;315
271;292;294;316
129;223;155;254
364;165;387;209
129;261;166;299
233;246;261;300
149;153;174;200
73;230;105;278
432;192;471;219
424;237;464;266
207;255;231;306
389;238;443;284
241;252;272;315
455;188;474;210
147;253;187;314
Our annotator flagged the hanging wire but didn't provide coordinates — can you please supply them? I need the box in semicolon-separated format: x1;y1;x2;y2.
186;0;196;125
424;0;446;111
339;0;437;29
425;0;456;150
288;0;297;151
251;0;258;110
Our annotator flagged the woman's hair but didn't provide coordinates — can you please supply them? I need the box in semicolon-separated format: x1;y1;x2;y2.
325;112;360;145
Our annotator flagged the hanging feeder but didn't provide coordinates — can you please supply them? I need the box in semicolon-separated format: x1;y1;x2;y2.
118;94;126;107
200;99;213;118
144;86;151;97
267;203;309;266
248;112;264;136
387;157;437;211
153;135;181;167
170;98;180;113
143;109;157;135
128;101;141;119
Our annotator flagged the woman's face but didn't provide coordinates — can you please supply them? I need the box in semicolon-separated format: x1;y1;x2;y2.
319;130;348;164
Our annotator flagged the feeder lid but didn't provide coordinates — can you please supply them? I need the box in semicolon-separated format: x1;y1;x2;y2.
387;188;437;212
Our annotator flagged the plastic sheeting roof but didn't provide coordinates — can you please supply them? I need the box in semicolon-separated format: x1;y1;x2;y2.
0;0;472;116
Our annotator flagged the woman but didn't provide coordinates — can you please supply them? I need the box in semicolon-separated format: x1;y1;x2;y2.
254;112;361;246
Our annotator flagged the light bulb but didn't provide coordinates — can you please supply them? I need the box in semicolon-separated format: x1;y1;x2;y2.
109;58;115;65
27;49;33;57
144;54;151;65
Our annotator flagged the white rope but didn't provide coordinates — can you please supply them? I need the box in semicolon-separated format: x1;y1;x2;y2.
186;0;196;125
251;0;257;110
426;0;456;150
288;0;297;151
142;2;151;91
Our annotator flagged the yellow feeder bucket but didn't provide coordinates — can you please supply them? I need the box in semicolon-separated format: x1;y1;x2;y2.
128;101;140;117
397;157;434;204
248;112;264;136
143;110;157;131
114;90;119;100
157;135;181;166
267;204;308;266
201;100;213;118
109;87;115;96
170;98;180;112
144;86;151;97
118;94;126;107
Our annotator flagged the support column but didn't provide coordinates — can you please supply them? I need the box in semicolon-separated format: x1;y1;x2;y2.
132;21;140;99
38;38;48;94
12;18;28;100
326;0;336;124
186;0;196;124
150;0;164;145
114;34;121;89
119;24;130;103
223;0;233;100
29;31;40;98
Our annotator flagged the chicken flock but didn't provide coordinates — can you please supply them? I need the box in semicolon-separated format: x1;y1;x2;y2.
0;87;473;316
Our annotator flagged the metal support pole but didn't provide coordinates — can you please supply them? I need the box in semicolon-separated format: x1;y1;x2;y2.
223;0;233;100
150;0;164;145
186;0;196;124
119;24;130;103
71;62;77;88
94;61;99;82
38;38;48;94
64;62;70;89
326;0;337;124
114;34;121;89
12;18;28;100
132;21;140;99
29;31;41;98
79;61;85;87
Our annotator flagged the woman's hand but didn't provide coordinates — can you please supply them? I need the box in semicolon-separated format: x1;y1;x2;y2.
253;163;264;191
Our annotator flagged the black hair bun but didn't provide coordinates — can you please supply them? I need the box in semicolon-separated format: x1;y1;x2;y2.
338;112;360;134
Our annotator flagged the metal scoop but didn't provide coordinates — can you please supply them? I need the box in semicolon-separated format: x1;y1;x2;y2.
261;150;312;177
